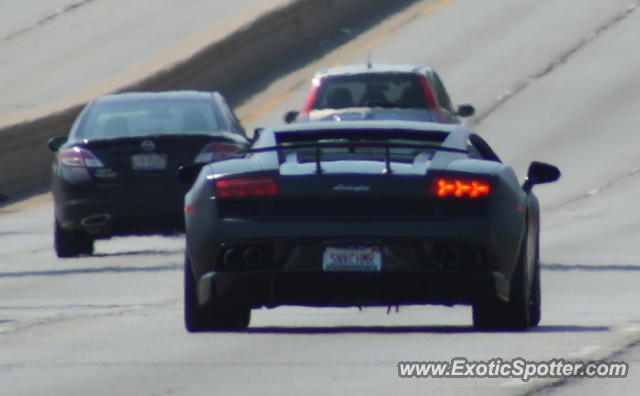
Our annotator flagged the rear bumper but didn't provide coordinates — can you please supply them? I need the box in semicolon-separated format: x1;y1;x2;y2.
197;270;503;308
54;186;186;236
187;217;503;271
187;217;518;307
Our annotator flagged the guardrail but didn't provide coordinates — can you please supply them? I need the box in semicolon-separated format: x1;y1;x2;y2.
0;0;383;200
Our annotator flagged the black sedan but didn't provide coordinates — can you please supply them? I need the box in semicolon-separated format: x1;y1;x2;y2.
181;120;560;332
48;91;249;258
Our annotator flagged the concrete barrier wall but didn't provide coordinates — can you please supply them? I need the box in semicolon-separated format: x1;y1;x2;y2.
0;0;383;199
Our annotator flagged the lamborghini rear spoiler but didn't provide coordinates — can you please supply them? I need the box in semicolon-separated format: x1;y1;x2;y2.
246;142;468;175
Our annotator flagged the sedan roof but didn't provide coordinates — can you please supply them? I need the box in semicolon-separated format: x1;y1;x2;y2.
313;64;434;77
93;90;215;104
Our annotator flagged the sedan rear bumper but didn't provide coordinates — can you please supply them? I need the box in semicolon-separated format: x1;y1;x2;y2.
55;188;186;236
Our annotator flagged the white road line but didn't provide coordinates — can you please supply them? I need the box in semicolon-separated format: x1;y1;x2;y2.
566;345;601;359
501;378;526;387
621;324;640;333
587;189;600;196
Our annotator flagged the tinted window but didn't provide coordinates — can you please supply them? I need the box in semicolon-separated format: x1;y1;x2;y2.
313;73;426;110
468;134;501;162
431;72;454;111
216;95;246;136
77;99;223;139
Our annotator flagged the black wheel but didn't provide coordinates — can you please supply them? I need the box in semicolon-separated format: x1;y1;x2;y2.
473;225;537;331
184;253;250;332
54;219;94;258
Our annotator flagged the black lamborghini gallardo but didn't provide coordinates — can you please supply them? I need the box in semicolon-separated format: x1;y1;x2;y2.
48;91;249;258
181;120;560;331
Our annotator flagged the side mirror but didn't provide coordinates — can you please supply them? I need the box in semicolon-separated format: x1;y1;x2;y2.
284;110;299;124
251;128;264;144
48;136;68;152
523;161;561;192
177;162;205;184
457;104;475;118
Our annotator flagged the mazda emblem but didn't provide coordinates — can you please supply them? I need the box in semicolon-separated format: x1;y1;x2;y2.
141;140;155;151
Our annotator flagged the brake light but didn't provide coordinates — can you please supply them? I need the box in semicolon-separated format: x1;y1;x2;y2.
301;78;321;114
58;147;104;168
431;178;490;198
215;176;278;198
418;75;446;122
194;142;242;163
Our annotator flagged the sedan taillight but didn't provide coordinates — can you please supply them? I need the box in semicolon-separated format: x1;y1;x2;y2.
215;176;278;198
194;142;242;163
58;147;104;168
430;177;490;198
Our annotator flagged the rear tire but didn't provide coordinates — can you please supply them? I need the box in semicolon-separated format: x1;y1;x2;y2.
54;220;94;258
184;253;250;332
473;226;538;331
528;252;541;327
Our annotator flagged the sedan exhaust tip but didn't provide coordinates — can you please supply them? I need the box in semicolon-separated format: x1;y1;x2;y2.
80;213;112;228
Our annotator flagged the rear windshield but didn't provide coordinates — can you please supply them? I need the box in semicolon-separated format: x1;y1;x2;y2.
275;129;447;164
76;99;223;139
313;73;425;110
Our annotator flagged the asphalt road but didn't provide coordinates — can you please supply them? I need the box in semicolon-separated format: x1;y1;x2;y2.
0;0;282;120
1;0;639;394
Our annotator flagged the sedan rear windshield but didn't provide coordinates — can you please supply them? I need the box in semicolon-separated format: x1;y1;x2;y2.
313;73;425;110
76;99;223;139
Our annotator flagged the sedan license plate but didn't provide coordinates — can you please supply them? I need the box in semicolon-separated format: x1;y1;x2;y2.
322;246;382;272
131;153;167;170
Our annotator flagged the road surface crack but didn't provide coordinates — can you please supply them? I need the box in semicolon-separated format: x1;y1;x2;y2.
520;335;640;395
472;0;639;126
0;0;96;43
546;165;640;212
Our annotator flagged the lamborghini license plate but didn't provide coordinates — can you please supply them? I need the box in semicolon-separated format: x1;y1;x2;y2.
131;153;167;170
322;246;382;272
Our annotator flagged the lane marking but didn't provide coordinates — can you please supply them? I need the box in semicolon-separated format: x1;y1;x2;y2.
241;89;298;125
240;0;454;125
422;0;453;14
566;345;601;359
501;379;526;388
351;33;392;58
621;324;640;333
587;189;599;196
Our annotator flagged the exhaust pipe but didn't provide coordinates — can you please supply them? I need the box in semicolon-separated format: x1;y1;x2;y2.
223;248;242;267
243;246;264;267
460;246;483;267
80;213;111;228
439;245;462;268
434;244;484;268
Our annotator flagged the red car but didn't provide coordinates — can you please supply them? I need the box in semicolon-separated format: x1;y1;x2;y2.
285;64;474;124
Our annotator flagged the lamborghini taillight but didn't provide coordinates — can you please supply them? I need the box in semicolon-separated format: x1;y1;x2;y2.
431;177;490;198
215;176;278;198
